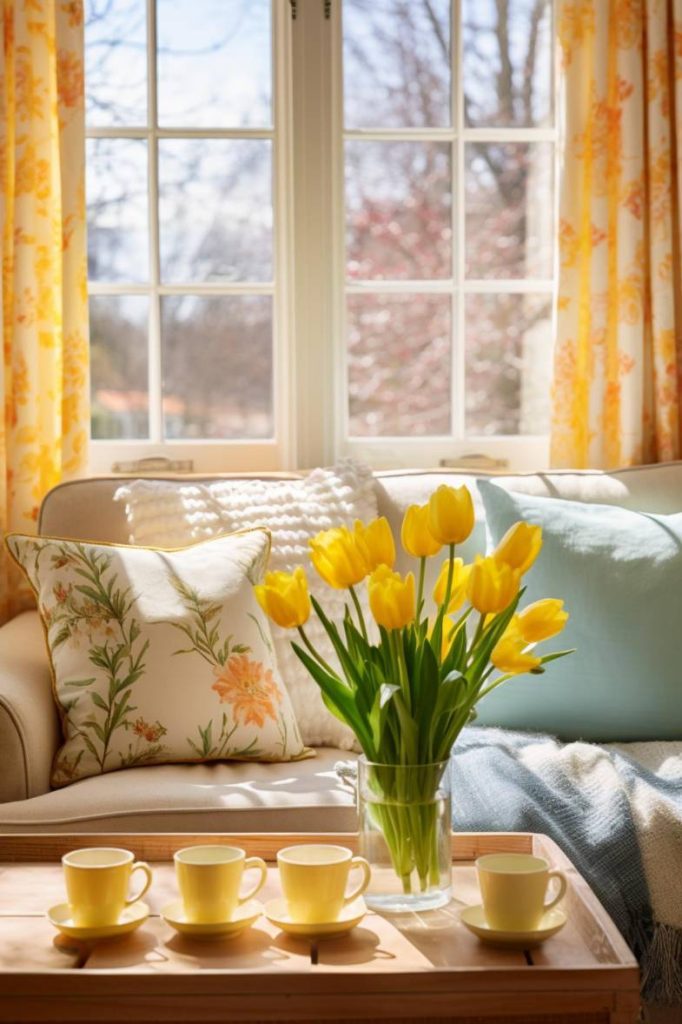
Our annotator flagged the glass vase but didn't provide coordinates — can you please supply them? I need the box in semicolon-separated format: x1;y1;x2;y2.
357;756;452;913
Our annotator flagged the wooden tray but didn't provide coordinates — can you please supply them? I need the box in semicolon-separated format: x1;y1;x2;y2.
0;832;639;1024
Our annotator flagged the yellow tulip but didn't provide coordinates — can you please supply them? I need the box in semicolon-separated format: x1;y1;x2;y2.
493;521;542;575
401;504;442;558
355;517;396;572
517;599;569;643
432;557;471;613
491;627;541;675
427;484;475;545
368;565;415;630
254;567;311;629
467;556;520;615
309;526;368;589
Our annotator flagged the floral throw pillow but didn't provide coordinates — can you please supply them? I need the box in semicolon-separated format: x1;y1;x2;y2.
6;529;308;788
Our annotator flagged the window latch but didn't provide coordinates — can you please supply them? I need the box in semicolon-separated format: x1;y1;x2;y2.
289;1;331;19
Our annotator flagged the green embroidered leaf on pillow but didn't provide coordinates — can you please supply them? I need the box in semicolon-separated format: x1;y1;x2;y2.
6;529;308;787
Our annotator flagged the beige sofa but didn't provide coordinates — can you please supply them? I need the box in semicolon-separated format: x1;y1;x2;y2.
1;462;681;834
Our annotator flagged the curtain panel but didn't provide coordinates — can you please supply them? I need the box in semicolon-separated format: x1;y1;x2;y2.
552;0;682;468
0;0;89;622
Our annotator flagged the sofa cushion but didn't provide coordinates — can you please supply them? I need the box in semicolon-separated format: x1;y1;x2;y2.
7;529;307;788
0;749;355;833
476;481;682;741
375;462;682;611
113;461;377;751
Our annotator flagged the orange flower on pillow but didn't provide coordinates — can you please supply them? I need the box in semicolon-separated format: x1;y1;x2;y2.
212;654;282;728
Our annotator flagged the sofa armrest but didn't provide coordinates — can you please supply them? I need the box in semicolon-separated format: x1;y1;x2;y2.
0;611;59;802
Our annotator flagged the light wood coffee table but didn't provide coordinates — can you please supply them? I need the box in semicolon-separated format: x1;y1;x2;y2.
0;831;639;1023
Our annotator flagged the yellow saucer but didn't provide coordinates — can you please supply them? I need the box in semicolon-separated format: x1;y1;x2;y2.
47;901;149;941
264;898;366;938
460;905;567;947
160;899;263;939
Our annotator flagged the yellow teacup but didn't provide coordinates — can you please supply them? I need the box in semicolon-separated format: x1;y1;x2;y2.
476;853;567;932
174;845;267;924
62;847;153;928
277;844;371;925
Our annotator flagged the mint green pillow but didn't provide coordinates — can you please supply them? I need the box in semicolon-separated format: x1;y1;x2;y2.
476;480;682;741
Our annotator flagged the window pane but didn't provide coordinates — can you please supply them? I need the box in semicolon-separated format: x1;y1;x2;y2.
159;140;272;284
343;0;451;129
87;138;148;283
348;294;451;436
463;0;552;127
157;0;271;128
85;0;147;126
346;142;452;280
161;296;273;439
465;293;552;435
90;295;149;440
465;142;553;279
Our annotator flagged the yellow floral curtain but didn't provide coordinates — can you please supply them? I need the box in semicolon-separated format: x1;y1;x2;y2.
552;0;682;468
0;0;89;622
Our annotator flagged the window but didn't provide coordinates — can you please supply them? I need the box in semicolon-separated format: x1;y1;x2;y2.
85;1;556;472
85;0;291;471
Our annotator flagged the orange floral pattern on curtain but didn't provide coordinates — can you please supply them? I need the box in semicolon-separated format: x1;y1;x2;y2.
0;0;89;622
552;0;682;468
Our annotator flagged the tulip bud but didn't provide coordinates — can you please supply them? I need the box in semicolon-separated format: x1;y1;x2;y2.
517;599;568;642
368;565;416;630
309;526;368;589
401;504;442;558
254;567;311;629
432;557;471;613
493;521;542;575
467;555;520;615
427;484;475;546
355;517;396;572
491;625;542;675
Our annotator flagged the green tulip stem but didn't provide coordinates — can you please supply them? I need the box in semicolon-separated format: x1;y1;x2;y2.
391;628;412;715
349;585;369;642
468;612;487;663
431;544;455;655
478;672;513;700
416;556;426;621
296;626;336;678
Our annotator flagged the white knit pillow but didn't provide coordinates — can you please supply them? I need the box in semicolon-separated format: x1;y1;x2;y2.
114;461;378;749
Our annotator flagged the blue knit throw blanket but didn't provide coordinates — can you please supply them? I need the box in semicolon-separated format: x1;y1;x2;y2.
450;727;682;1007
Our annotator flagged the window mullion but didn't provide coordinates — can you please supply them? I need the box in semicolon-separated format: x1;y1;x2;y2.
290;0;337;468
453;0;466;444
146;0;162;446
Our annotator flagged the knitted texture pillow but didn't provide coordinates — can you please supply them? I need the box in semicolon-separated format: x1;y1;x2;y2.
6;529;308;788
114;460;378;749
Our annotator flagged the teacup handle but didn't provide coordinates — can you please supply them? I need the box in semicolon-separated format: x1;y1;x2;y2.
343;856;371;907
544;869;567;911
126;861;153;906
238;857;268;906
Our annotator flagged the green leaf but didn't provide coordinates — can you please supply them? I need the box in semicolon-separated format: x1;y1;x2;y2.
539;648;576;665
310;596;366;691
64;677;96;689
90;692;108;711
291;640;373;753
74;584;107;606
469;591;523;682
83;718;105;743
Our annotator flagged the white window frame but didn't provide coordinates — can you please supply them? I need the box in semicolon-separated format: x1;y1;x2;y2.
293;0;557;472
88;0;296;474
88;0;557;475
